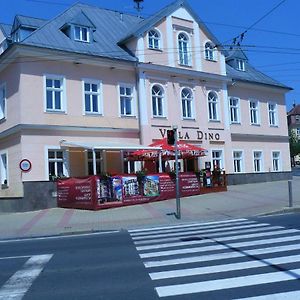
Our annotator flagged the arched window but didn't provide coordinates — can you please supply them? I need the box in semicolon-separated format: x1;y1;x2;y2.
208;91;219;121
148;29;161;50
152;85;164;117
181;88;193;118
178;33;190;66
205;42;215;61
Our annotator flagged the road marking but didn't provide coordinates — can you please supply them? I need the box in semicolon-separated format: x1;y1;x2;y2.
0;230;120;244
0;254;53;300
155;268;300;297
140;233;300;258
130;219;253;236
149;253;300;280
128;218;248;233
0;256;31;260
144;242;300;268
134;225;289;245
234;290;300;299
131;222;269;241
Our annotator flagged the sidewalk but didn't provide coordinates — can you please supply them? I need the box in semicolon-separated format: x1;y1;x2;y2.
0;176;299;240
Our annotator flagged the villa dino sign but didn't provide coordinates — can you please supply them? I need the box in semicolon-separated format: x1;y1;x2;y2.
159;128;221;141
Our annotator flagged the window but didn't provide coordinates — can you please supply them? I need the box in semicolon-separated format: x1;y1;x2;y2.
253;151;263;172
229;97;240;123
237;59;245;71
45;76;65;112
296;128;300;137
249;100;259;125
152;85;164;117
268;102;277;126
0;152;8;186
205;42;215;61
178;33;190;66
87;150;102;175
233;151;243;173
181;88;193;119
212;150;223;169
119;85;134;116
0;83;6;120
48;150;66;179
84;80;101;114
74;26;89;42
148;29;160;50
272;151;281;171
296;115;300;123
208;91;219;121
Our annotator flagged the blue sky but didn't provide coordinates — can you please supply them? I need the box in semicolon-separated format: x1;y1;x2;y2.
0;0;299;110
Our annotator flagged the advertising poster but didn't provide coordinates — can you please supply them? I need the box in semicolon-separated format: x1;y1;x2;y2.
112;176;123;201
143;175;160;197
122;176;140;197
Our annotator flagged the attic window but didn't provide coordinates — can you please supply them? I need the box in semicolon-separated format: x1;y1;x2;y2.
74;26;89;42
237;59;245;71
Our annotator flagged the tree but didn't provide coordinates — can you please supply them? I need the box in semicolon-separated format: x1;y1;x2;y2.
289;129;300;166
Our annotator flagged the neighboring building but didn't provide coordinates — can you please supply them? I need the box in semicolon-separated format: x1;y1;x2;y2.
0;0;292;211
287;104;300;165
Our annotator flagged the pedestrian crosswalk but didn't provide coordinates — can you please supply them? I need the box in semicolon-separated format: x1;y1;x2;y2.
129;218;300;299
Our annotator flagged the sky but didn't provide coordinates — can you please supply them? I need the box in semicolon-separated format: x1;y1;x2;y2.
0;0;299;110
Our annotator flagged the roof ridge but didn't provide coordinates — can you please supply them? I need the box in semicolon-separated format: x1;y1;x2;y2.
15;14;48;21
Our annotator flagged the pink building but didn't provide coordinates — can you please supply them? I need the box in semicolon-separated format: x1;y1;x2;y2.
0;0;292;211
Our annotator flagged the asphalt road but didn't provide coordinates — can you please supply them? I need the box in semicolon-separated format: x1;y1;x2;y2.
1;213;300;299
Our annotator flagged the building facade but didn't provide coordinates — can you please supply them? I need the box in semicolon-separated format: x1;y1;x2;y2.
287;104;300;165
0;0;292;211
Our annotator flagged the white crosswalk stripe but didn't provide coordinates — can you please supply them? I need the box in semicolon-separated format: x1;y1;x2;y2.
129;218;300;299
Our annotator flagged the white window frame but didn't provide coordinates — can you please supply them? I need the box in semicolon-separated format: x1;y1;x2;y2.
148;29;161;50
229;97;240;124
44;74;66;113
249;99;260;125
237;59;245;71
233;150;244;173
0;83;6;120
0;150;8;186
208;91;219;121
271;151;281;172
211;149;224;169
118;83;135;117
45;146;69;180
178;32;191;66
151;84;165;118
204;41;215;61
74;25;90;43
82;79;102;115
296;127;300;137
181;87;194;119
253;150;263;173
268;101;278;127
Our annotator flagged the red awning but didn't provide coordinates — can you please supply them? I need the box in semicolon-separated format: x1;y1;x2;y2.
127;139;207;160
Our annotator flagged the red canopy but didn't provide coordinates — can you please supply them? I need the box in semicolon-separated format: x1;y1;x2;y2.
127;139;207;160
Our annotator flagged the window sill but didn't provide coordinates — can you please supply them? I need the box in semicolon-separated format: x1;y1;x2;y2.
182;118;196;121
84;112;103;117
209;119;221;123
120;115;136;119
205;58;217;62
0;117;6;124
152;115;167;119
230;122;241;125
1;184;8;189
148;47;163;52
250;123;260;126
178;63;193;68
269;124;279;128
45;110;66;114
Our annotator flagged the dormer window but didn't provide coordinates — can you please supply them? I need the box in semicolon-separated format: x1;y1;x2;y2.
237;59;245;71
148;29;161;50
205;42;215;61
74;26;89;42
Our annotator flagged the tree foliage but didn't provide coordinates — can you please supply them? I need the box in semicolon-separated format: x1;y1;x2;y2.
289;129;300;158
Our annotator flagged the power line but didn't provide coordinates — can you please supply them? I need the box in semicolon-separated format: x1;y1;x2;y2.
218;0;288;48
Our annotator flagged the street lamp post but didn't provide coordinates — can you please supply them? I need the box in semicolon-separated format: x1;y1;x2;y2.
173;125;181;219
